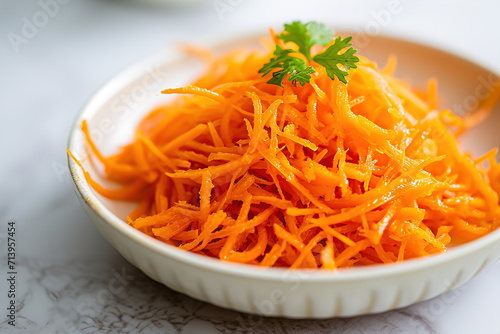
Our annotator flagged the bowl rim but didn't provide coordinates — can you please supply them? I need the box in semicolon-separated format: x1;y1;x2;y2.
68;31;500;283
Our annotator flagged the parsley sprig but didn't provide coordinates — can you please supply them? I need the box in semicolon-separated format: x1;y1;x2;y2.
259;46;316;87
258;21;360;87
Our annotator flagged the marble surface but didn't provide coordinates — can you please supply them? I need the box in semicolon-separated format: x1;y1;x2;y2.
2;1;500;333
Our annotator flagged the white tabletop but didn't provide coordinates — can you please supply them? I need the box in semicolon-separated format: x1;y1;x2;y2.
2;1;500;333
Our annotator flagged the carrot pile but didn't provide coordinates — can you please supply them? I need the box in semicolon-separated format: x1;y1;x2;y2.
72;32;500;269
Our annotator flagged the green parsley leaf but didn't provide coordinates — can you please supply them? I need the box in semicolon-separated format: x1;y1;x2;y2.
266;70;289;87
312;36;360;84
258;46;295;76
259;45;311;87
288;66;315;86
306;22;333;48
278;21;333;60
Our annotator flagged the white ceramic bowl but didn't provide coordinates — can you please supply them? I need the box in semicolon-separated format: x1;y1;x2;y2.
68;33;500;318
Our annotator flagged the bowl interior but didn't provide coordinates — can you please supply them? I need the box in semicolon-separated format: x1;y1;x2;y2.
68;32;500;278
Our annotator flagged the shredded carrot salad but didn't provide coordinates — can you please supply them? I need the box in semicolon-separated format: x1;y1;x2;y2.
70;33;500;269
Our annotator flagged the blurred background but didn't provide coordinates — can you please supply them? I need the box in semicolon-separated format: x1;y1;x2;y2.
1;1;500;333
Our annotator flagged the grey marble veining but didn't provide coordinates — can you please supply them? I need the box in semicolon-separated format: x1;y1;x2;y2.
2;1;500;333
1;255;474;334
